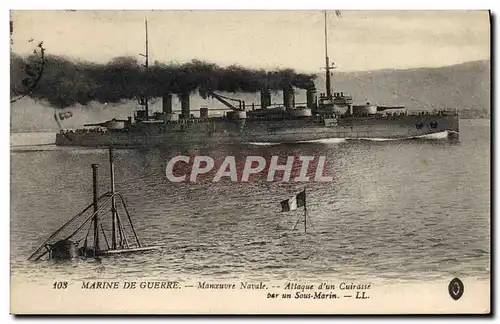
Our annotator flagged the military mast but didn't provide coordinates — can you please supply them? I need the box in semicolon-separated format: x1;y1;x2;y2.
138;19;149;118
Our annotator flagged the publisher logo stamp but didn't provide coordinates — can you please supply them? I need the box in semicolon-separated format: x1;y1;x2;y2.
448;278;464;301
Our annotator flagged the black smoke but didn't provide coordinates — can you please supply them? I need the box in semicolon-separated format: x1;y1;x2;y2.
11;54;316;108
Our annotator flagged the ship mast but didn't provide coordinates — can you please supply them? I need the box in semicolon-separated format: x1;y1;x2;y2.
324;11;333;98
139;19;149;117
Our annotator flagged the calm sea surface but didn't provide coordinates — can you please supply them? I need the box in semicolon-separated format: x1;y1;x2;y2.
10;119;490;284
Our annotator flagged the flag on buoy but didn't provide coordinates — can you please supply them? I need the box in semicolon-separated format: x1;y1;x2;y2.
280;189;306;212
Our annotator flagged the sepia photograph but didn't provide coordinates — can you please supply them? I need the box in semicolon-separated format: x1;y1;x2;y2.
9;9;491;314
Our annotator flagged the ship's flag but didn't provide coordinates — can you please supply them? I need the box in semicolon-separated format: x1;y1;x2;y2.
281;190;306;212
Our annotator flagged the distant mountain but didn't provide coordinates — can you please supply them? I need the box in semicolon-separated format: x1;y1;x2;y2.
10;60;490;132
315;60;490;113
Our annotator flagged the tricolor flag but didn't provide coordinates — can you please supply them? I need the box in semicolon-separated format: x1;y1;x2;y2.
280;190;306;212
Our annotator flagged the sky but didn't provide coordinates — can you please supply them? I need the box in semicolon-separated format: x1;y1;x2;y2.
10;10;490;72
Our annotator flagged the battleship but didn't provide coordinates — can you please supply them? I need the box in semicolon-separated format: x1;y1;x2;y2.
55;12;459;148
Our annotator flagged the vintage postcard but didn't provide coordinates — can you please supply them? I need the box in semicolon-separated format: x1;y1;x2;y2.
10;10;490;314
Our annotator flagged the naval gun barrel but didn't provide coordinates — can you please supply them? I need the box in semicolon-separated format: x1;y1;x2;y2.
376;106;406;111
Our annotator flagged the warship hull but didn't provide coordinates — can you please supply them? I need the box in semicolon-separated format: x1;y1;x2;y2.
55;114;459;148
